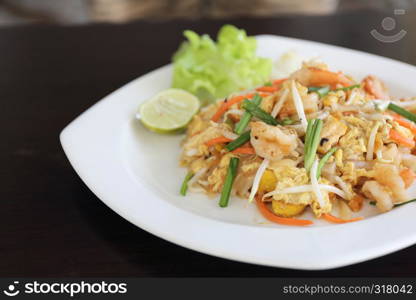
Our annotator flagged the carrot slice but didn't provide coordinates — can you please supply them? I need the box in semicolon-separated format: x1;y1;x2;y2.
400;168;416;188
211;93;255;122
389;129;415;148
342;111;358;116
322;213;363;224
205;136;232;147
391;113;416;134
255;197;313;226
256;86;279;93
232;147;256;154
211;92;269;122
272;78;287;86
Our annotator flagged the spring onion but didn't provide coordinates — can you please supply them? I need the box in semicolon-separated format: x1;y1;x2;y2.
264;81;273;87
241;100;279;126
308;86;330;98
316;147;337;179
304;119;323;171
394;198;416;207
225;130;251;151
370;198;416;207
335;84;361;92
235;94;262;134
308;84;360;99
180;172;194;196
388;102;416;123
219;157;239;207
281;118;295;125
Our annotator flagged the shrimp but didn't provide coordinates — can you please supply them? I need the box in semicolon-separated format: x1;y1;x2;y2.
401;153;416;171
250;122;298;161
362;181;394;212
362;75;389;100
377;143;401;165
290;66;353;89
373;163;407;202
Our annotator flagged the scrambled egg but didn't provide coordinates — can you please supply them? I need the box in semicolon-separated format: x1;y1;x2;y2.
318;115;347;153
208;153;234;192
322;90;346;107
338;125;367;160
340;161;375;185
268;164;331;216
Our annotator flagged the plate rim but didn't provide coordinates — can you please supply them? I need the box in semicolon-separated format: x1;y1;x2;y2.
60;34;416;270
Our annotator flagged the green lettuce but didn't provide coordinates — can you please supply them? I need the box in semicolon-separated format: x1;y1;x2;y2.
172;25;272;105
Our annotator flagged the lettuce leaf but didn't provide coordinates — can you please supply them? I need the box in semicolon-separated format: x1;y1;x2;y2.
172;25;272;105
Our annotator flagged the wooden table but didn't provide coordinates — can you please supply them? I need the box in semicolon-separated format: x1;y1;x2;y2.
2;10;416;277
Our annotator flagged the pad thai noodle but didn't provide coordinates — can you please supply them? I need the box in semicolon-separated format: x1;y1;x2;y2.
179;60;416;226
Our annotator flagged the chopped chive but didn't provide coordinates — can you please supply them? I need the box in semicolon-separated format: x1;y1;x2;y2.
369;199;416;207
335;84;361;92
281;118;295;125
241;100;280;126
308;84;360;99
219;157;239;207
264;81;273;87
394;198;416;207
225;130;251;152
235;94;262;134
304;119;323;172
308;86;330;98
316;147;337;179
303;119;315;171
304;119;315;152
180;172;194;196
387;103;416;123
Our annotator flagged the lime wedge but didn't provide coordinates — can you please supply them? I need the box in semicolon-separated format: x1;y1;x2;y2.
138;88;200;134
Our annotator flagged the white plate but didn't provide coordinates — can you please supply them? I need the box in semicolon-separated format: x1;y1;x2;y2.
60;35;416;270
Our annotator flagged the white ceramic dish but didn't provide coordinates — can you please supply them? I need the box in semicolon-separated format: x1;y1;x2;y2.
60;35;416;270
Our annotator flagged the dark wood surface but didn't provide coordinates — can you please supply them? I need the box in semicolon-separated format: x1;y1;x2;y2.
2;10;416;277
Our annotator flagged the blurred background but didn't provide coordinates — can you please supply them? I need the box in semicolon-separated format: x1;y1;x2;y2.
0;0;415;26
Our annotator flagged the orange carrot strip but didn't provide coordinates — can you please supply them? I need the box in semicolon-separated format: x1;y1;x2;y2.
211;93;255;122
389;129;415;148
273;78;287;86
342;111;358;116
400;168;416;188
391;113;416;134
322;213;363;224
256;197;313;226
232;147;256;154
205;136;232;147
211;92;270;122
256;86;279;93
